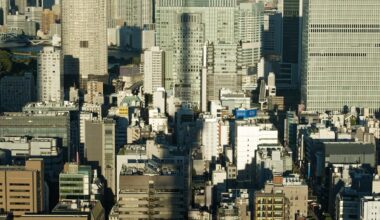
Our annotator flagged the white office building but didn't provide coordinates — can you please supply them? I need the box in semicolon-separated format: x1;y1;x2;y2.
301;0;380;113
144;46;164;94
235;121;278;171
360;195;380;220
201;115;219;161
153;87;166;113
37;46;63;102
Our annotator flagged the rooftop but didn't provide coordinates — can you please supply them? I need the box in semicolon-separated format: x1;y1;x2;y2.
53;200;103;214
324;142;375;155
23;101;79;111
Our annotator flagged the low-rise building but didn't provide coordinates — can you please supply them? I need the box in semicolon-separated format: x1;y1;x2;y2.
360;195;380;220
17;200;105;220
217;189;250;220
59;163;103;201
0;159;45;216
264;174;308;219
254;191;289;220
0;136;63;182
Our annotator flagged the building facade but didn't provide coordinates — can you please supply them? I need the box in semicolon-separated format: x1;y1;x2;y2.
0;159;45;216
301;0;380;112
59;163;92;200
61;0;107;88
155;0;263;109
0;0;8;26
143;46;165;94
37;46;63;102
0;73;34;112
254;191;289;220
360;195;380;220
84;119;116;194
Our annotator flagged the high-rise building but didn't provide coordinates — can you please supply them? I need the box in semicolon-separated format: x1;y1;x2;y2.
14;0;27;14
25;6;43;24
262;9;282;59
41;9;55;34
0;0;8;26
114;0;153;27
37;46;63;102
0;159;45;216
84;118;116;194
61;0;107;88
300;0;380;113
200;115;219;161
106;0;116;27
156;0;263;109
143;46;164;94
282;0;300;64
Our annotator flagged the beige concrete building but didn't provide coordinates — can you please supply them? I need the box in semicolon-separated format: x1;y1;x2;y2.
84;119;116;194
62;0;107;88
41;9;56;34
17;199;105;220
217;189;251;220
84;81;104;104
264;175;308;219
0;159;45;216
254;191;289;220
111;175;186;220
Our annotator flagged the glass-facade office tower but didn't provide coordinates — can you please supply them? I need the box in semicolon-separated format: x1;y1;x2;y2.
301;0;380;113
282;0;300;64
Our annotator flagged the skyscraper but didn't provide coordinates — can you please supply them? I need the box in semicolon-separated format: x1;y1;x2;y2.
143;46;165;94
61;0;107;89
300;0;380;113
37;46;63;102
0;0;8;26
84;119;116;194
156;0;263;109
14;0;27;14
114;0;153;27
282;0;300;64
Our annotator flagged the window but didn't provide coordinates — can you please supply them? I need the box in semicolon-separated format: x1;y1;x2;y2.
80;41;89;48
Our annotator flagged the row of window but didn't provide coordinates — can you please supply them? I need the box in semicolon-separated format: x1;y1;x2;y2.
309;52;366;57
310;29;380;33
311;24;380;28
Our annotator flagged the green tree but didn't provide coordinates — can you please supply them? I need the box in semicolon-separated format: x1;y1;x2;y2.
0;50;12;73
